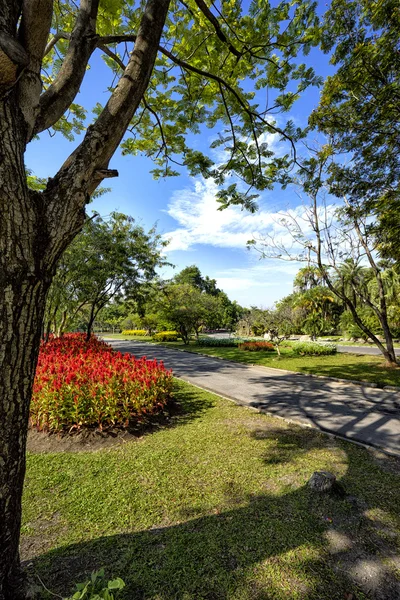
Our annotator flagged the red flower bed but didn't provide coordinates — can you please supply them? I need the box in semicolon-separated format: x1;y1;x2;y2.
31;334;173;432
238;341;275;352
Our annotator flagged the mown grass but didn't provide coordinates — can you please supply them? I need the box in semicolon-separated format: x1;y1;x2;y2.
101;333;153;341
23;380;400;599
152;342;400;388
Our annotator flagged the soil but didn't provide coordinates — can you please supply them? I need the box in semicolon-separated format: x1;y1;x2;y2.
27;402;181;453
26;427;140;453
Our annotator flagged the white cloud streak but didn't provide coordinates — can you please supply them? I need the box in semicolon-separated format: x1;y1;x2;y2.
163;178;312;253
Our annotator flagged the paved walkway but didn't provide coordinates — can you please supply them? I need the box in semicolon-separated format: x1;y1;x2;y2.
337;345;400;356
110;341;400;457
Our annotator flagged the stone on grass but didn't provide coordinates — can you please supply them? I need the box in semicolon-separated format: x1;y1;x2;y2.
308;471;337;493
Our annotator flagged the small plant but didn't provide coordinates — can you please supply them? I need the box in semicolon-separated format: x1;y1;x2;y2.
68;569;125;599
152;331;180;342
121;329;147;336
291;342;337;356
238;341;275;352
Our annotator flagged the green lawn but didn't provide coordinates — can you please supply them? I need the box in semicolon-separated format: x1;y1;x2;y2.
101;333;153;341
153;342;400;388
23;380;400;599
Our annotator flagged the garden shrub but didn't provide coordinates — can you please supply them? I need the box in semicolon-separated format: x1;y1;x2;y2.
31;334;173;432
238;341;275;352
291;341;337;356
152;331;180;342
121;329;147;336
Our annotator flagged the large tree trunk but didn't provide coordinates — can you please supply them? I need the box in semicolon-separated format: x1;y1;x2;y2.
0;0;170;593
0;94;82;598
0;98;47;597
0;278;49;599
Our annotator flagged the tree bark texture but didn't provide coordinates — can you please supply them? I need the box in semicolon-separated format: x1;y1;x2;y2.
0;92;53;598
0;0;171;594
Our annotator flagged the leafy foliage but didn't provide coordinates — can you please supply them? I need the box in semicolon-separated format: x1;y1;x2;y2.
44;213;166;339
68;569;125;600
310;0;400;207
31;335;173;432
291;342;337;356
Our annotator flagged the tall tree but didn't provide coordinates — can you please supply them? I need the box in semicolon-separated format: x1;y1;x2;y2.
173;265;221;296
157;283;224;343
310;0;400;259
46;213;165;340
0;0;320;594
251;153;399;364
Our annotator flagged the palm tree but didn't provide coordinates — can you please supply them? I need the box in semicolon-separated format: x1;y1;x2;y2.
334;259;368;308
293;266;325;293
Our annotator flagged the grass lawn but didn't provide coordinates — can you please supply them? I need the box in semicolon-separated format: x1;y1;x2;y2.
101;333;153;341
152;342;400;388
23;380;400;599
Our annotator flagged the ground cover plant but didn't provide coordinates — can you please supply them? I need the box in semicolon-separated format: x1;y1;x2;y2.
23;380;400;600
30;334;173;432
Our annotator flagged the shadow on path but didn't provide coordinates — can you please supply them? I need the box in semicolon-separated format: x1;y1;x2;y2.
110;341;400;457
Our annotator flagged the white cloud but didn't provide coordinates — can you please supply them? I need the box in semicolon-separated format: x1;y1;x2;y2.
163;178;312;253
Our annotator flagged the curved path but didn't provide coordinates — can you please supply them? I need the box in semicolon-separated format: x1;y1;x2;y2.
110;341;400;457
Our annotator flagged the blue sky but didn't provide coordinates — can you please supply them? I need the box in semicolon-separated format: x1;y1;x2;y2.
26;13;335;308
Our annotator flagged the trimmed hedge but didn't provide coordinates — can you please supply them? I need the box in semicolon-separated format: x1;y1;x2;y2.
121;329;147;336
291;342;337;356
153;331;180;342
239;341;275;352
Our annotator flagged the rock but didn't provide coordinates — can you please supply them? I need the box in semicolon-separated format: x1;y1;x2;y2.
308;471;337;493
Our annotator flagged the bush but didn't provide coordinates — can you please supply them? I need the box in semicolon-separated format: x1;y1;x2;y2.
31;334;173;432
152;331;180;342
121;329;148;336
291;342;337;356
238;341;275;352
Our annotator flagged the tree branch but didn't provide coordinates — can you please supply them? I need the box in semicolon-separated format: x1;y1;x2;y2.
98;44;126;70
18;0;54;137
192;0;241;58
32;0;100;137
42;0;171;265
43;31;70;57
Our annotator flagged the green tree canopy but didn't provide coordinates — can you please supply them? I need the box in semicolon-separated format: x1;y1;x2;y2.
46;212;166;339
310;0;400;207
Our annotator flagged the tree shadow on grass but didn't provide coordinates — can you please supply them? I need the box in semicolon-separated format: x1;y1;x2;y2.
27;426;400;600
294;360;400;388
